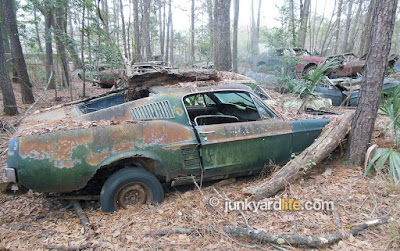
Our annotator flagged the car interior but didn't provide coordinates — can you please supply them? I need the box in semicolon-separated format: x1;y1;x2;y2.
184;91;276;126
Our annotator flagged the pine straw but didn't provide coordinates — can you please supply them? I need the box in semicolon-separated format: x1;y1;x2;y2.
0;155;399;250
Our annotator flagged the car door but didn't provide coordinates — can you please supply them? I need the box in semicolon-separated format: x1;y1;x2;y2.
188;91;293;179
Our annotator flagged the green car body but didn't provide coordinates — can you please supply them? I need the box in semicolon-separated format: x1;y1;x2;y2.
4;84;329;196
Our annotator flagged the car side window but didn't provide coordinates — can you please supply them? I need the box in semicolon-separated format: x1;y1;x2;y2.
184;94;206;107
184;91;265;125
251;94;276;119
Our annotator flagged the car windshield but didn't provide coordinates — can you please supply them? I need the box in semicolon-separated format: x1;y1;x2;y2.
293;49;311;56
213;92;255;107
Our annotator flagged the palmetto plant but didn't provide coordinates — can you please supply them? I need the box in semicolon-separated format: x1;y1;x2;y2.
295;59;339;112
295;59;339;97
365;86;400;183
365;148;400;183
380;85;400;146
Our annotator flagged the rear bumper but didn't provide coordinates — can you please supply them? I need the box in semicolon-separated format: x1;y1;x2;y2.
2;167;28;195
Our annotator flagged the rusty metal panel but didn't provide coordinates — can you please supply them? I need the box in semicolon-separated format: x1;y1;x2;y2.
131;100;175;120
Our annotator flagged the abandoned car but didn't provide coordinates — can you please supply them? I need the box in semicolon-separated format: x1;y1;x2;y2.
77;64;125;88
256;47;325;76
315;78;400;106
3;84;330;212
256;48;398;78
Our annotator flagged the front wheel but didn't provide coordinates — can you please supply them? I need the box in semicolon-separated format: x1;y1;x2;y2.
100;167;164;212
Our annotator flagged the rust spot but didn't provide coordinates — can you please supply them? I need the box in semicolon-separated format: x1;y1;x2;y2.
86;149;111;165
112;143;136;153
175;108;184;116
19;139;57;159
55;136;91;160
19;132;92;168
141;122;195;146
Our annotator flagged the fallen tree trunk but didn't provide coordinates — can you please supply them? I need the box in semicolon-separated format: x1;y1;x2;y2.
128;69;220;87
224;216;392;248
254;112;354;201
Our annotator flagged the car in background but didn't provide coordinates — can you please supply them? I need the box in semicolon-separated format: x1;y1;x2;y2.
256;48;399;79
256;47;326;76
315;78;400;106
77;64;125;88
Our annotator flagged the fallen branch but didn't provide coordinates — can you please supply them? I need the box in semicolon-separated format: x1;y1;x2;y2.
71;200;93;231
145;227;195;237
253;112;354;200
224;216;392;248
45;244;91;250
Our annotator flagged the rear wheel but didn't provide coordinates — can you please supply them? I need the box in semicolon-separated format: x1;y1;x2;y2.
100;167;164;212
303;65;317;78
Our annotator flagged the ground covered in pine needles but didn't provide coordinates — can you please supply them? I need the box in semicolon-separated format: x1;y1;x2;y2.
0;77;399;250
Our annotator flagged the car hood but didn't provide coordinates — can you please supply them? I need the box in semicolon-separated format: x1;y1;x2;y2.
299;56;326;64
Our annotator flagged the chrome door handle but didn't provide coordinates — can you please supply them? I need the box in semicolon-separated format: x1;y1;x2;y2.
199;131;215;135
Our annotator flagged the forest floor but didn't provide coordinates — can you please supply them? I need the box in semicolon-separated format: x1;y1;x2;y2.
0;76;399;250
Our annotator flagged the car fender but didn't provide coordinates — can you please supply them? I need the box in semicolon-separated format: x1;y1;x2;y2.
97;150;170;181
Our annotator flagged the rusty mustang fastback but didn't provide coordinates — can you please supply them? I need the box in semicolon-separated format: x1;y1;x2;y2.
3;84;329;212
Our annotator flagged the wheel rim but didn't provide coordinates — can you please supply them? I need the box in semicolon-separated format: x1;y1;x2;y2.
114;182;153;209
307;68;316;76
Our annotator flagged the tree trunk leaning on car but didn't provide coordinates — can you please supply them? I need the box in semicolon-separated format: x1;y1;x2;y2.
346;0;398;166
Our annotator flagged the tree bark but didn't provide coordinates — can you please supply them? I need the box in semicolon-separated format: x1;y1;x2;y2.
119;0;128;58
165;0;171;63
299;0;311;48
256;0;261;50
254;112;354;200
348;0;364;53
68;6;74;39
289;0;296;46
206;0;213;59
190;0;195;63
333;0;343;54
169;3;174;66
320;1;337;55
143;0;152;61
232;0;239;73
159;0;165;59
347;0;398;165
44;2;55;90
359;0;376;56
2;0;35;104
33;6;43;53
52;0;70;87
342;0;353;52
81;2;86;98
133;0;141;62
213;0;231;71
250;0;260;54
0;21;18;115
